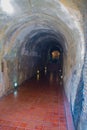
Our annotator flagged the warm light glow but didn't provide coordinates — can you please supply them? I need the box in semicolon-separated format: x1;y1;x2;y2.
37;74;40;80
52;51;60;59
50;73;53;83
1;0;14;14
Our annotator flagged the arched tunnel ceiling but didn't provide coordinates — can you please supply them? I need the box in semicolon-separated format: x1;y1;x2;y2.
2;14;84;60
0;1;87;130
0;0;85;104
0;0;84;98
23;29;64;53
0;0;84;62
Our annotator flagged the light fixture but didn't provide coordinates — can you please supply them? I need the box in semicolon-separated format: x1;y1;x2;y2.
14;82;18;88
52;51;60;59
45;67;47;70
61;75;63;79
37;70;40;74
44;66;47;75
1;0;14;14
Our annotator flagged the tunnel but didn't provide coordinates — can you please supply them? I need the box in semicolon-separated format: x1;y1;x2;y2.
0;0;86;130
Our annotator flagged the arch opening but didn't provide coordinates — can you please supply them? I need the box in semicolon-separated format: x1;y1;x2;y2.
1;13;84;107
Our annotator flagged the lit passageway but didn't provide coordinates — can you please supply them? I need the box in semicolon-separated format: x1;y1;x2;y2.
0;67;74;130
0;1;86;130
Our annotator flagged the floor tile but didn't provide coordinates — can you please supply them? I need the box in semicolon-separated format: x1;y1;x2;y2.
0;68;74;130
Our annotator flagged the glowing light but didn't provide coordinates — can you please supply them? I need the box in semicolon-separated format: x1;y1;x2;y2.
45;67;47;70
52;51;60;59
14;82;18;88
61;75;63;79
44;67;47;75
37;74;40;80
14;90;18;97
37;70;40;74
1;0;14;14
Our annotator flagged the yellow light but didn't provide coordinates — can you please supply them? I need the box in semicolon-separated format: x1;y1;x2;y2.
52;51;60;59
50;73;53;83
1;0;14;14
37;74;40;80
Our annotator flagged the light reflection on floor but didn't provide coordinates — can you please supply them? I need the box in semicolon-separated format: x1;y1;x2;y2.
0;67;74;130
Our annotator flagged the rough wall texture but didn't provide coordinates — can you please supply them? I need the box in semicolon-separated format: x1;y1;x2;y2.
0;0;87;130
61;1;87;130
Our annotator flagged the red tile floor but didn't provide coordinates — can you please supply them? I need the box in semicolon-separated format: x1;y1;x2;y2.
0;70;74;130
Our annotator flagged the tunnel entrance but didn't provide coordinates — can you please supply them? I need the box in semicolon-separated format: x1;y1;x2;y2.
1;3;84;107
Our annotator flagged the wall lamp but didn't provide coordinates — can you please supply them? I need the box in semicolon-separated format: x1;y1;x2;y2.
14;82;18;89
